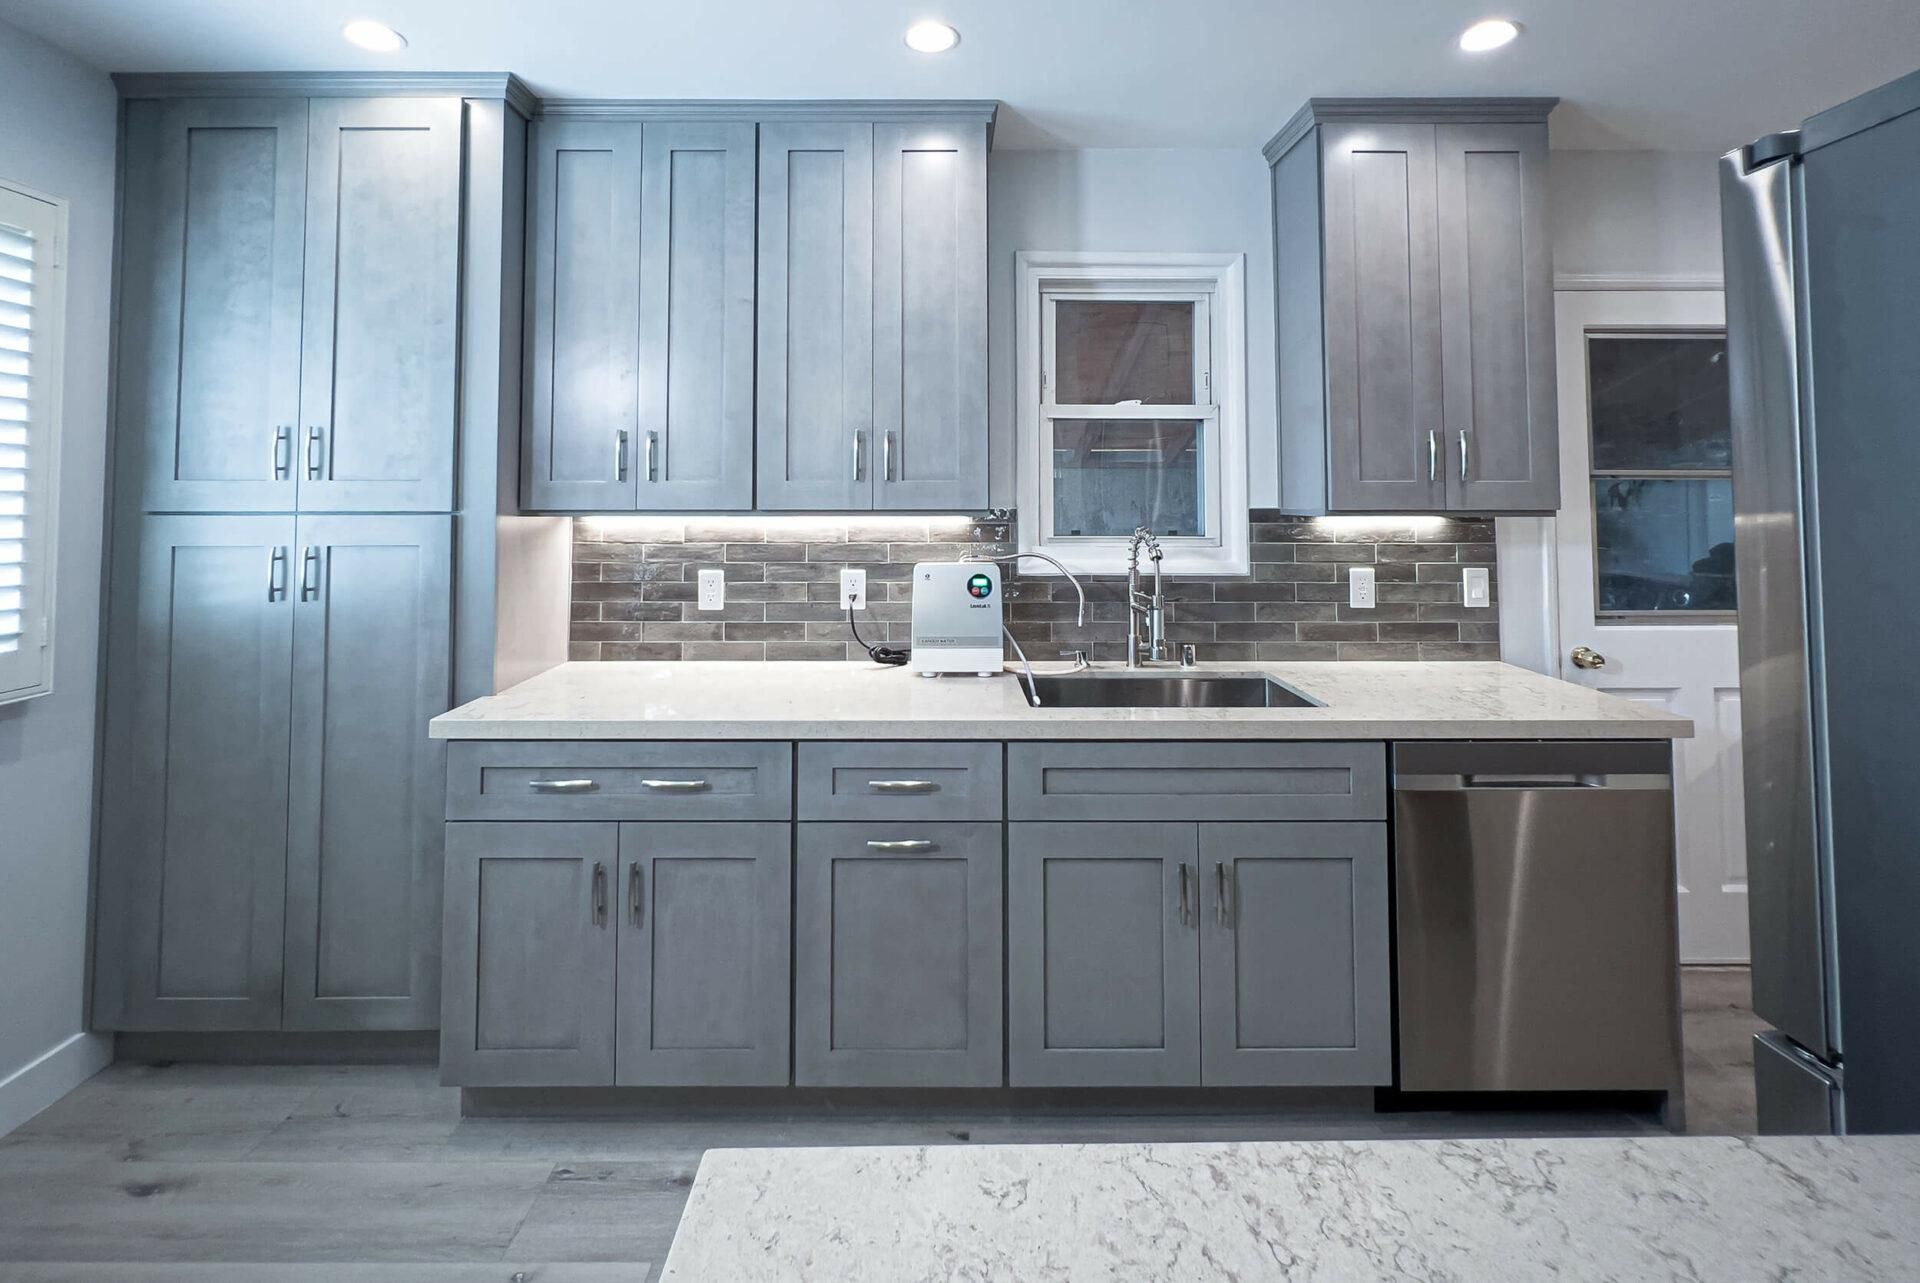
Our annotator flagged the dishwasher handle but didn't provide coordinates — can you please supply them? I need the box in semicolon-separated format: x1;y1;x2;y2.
1396;772;1671;792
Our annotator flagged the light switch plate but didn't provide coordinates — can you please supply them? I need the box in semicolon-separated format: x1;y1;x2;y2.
1462;566;1491;608
697;568;726;611
839;568;867;611
1348;566;1376;609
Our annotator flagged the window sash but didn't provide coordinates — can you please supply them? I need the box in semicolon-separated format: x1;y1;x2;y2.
1040;287;1215;413
1039;409;1224;549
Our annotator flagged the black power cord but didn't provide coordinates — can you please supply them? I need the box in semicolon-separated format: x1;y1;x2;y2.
848;605;910;666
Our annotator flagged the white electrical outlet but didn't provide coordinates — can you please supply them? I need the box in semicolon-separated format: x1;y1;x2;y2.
1348;565;1376;609
697;568;726;611
1462;566;1491;608
839;568;867;611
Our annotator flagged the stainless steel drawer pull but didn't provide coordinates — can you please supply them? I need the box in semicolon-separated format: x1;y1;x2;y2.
614;428;628;481
299;546;320;602
640;778;709;792
267;546;288;602
629;862;643;926
867;779;937;793
272;425;292;480
305;426;325;481
591;861;607;926
866;839;935;852
1458;430;1470;481
529;778;598;794
644;430;658;482
882;430;893;481
851;430;864;482
1178;862;1192;927
1215;861;1233;928
1427;429;1438;482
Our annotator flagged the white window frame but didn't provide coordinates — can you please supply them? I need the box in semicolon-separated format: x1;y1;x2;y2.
0;178;67;706
1016;251;1249;576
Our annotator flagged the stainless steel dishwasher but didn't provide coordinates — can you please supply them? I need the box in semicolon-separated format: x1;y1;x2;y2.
1393;741;1683;1095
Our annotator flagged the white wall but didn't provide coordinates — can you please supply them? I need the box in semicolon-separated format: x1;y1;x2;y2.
0;18;118;1133
987;149;1277;508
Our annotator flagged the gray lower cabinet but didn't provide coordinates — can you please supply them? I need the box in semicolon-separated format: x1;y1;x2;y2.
617;822;791;1086
442;822;619;1086
95;516;298;1030
1267;98;1558;515
524;118;755;511
1007;822;1200;1087
1197;822;1391;1085
795;822;1002;1086
283;516;452;1030
1009;819;1391;1087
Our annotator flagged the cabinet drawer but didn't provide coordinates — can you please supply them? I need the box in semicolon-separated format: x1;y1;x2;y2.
797;742;1002;821
446;742;792;821
1007;742;1386;822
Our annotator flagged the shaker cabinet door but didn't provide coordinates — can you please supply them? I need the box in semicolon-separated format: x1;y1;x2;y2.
441;822;619;1086
118;99;308;513
636;122;757;510
94;516;297;1030
617;822;792;1086
1435;122;1559;512
756;123;876;511
297;98;462;512
1007;822;1201;1087
1319;122;1447;512
523;120;644;511
283;516;452;1031
872;122;988;511
1197;823;1392;1086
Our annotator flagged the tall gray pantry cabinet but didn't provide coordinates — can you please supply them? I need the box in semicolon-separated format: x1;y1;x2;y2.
92;77;530;1033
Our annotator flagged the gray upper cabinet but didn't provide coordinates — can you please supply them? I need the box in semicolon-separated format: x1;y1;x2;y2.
872;123;988;511
617;822;791;1086
283;515;452;1031
118;99;309;514
94;516;297;1030
1007;821;1201;1088
795;821;1003;1086
297;98;462;512
442;822;619;1086
119;94;462;514
756;122;876;511
524;119;755;511
1267;98;1559;515
1198;823;1392;1086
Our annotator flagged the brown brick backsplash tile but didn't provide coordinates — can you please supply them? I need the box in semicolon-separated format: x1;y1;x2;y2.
572;513;1500;663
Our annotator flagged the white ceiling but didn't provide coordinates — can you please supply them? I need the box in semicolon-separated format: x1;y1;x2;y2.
5;0;1919;151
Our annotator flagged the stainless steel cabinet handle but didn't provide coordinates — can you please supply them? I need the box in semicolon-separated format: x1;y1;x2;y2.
628;862;643;926
1458;430;1470;481
305;426;324;481
267;546;288;602
1215;861;1232;927
613;429;628;481
591;861;607;926
851;430;864;482
882;430;894;482
639;778;708;792
1178;862;1192;927
298;546;320;602
529;778;598;794
1427;429;1437;482
867;779;936;793
866;839;935;852
644;430;657;483
272;425;292;480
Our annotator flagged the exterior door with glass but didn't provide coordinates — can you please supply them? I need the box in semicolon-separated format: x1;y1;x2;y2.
1552;290;1747;963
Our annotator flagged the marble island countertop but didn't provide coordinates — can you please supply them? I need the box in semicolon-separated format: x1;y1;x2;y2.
661;1135;1920;1281
430;659;1692;740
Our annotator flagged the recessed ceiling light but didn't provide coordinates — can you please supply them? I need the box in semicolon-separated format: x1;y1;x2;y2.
904;19;960;53
342;19;408;53
1458;18;1521;52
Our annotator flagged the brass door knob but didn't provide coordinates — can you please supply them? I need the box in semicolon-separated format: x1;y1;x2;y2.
1570;645;1607;670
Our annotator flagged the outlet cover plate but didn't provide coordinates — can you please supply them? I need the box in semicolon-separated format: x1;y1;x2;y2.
1348;566;1376;609
839;568;867;610
1462;566;1491;608
697;568;726;611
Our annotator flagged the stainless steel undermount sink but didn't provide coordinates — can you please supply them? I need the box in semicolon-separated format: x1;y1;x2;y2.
1022;671;1322;709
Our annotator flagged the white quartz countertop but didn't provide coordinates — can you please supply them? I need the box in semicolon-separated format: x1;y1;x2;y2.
430;660;1692;740
660;1135;1920;1282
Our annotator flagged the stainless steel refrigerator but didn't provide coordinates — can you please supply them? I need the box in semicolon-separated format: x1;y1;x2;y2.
1722;67;1920;1135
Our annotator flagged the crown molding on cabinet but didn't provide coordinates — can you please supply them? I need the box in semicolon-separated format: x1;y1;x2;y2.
536;97;999;134
112;72;540;118
1262;96;1559;163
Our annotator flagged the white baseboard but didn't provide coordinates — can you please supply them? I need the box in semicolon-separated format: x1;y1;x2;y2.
0;1031;112;1138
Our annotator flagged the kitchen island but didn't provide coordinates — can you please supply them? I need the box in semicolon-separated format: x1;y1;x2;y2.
659;1134;1920;1281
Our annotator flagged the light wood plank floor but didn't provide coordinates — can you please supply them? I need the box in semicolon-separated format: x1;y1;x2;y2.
0;969;1760;1280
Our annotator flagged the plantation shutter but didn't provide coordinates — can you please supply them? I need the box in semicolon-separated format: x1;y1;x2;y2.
0;182;63;702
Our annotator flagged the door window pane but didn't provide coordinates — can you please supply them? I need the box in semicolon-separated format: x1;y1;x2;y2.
1053;301;1195;404
1588;336;1731;470
1593;478;1736;613
1052;419;1205;538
